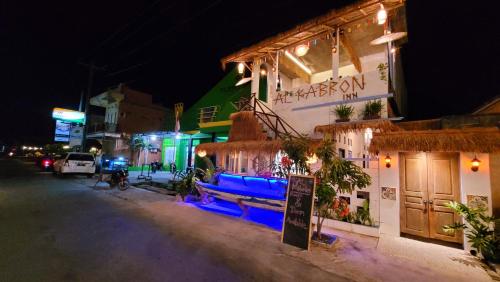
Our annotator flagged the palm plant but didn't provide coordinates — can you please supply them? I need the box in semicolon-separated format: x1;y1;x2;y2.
362;100;383;119
313;137;371;240
334;104;354;122
443;201;499;262
280;133;311;176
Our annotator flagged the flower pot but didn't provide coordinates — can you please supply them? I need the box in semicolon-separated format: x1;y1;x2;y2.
311;232;337;248
335;118;350;123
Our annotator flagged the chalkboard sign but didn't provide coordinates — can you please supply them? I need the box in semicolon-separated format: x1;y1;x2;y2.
281;175;316;250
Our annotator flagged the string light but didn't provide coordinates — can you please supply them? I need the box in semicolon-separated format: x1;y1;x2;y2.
237;63;245;74
377;4;387;25
294;44;309;57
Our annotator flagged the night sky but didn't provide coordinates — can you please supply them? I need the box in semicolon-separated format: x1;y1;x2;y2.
1;1;498;145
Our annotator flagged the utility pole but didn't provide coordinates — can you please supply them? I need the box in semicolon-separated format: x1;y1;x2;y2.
79;60;105;152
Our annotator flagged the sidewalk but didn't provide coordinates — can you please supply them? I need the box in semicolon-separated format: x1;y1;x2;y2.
90;184;494;281
127;170;173;184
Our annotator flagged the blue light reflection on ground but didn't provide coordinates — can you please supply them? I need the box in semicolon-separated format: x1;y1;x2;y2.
188;197;284;231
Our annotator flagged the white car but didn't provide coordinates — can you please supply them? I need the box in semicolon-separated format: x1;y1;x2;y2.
53;152;96;177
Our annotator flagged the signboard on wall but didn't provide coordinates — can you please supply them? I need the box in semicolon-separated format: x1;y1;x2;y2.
270;70;388;135
281;175;316;250
54;120;71;142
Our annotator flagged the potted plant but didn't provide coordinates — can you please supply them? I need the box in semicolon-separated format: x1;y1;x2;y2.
313;137;371;245
334;104;354;122
362;100;383;120
443;201;499;263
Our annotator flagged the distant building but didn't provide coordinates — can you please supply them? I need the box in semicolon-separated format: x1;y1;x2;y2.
88;84;173;162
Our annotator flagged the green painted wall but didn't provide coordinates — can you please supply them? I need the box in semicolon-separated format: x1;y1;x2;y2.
180;68;251;132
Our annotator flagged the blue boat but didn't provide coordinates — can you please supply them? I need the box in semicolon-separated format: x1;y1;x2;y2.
195;173;288;212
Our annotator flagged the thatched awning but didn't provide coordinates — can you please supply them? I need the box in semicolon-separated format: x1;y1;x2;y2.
314;119;401;134
195;140;282;155
369;127;500;153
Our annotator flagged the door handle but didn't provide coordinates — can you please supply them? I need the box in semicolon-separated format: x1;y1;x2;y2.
429;200;434;211
423;199;428;213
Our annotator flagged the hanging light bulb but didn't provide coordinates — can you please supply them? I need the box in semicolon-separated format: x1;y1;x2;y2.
197;150;207;158
295;43;310;57
377;4;387;25
237;62;245;74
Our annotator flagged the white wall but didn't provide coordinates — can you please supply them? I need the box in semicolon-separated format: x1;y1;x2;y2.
460;152;492;252
378;151;400;236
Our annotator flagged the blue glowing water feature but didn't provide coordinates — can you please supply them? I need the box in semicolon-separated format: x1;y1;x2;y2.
190;197;285;231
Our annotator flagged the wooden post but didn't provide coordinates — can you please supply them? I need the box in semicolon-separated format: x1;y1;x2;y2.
331;28;340;80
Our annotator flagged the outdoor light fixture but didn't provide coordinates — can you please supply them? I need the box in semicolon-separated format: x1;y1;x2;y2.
471;156;481;172
237;62;245;74
294;43;309;57
22;146;27;150
384;155;391;168
197;150;207;158
377;4;388;25
284;51;312;75
63;145;70;150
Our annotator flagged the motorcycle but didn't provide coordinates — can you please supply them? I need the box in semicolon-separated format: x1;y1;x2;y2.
108;169;130;190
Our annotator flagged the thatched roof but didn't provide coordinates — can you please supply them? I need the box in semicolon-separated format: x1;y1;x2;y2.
195;111;281;155
228;111;267;142
195;140;282;155
369;127;500;153
315;119;401;134
220;0;405;67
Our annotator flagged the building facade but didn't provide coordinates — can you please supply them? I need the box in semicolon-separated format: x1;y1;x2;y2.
196;0;499;252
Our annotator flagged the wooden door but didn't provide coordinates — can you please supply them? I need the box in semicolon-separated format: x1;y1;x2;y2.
427;153;462;243
400;153;429;238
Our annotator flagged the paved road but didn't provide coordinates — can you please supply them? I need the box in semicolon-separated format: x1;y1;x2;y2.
0;158;243;282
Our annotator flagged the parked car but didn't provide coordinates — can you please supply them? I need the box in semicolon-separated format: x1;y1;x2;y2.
36;155;55;171
53;152;96;177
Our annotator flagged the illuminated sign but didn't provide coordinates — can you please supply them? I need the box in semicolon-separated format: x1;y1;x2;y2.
52;108;85;124
54;120;71;142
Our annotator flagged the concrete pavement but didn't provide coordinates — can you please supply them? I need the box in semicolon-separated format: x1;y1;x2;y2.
0;158;495;281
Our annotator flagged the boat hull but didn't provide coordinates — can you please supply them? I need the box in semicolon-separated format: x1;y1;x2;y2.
195;182;286;212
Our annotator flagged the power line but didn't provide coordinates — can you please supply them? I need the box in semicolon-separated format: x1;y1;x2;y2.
107;2;179;51
117;0;222;62
85;0;162;59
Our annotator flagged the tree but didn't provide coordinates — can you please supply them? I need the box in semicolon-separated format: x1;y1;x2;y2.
314;137;371;240
280;133;311;176
130;135;151;166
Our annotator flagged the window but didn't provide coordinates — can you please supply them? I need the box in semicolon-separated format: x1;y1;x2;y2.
67;154;94;161
338;148;345;158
